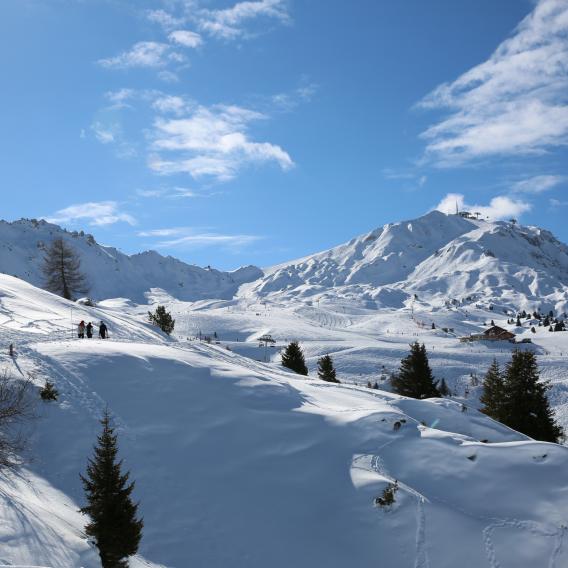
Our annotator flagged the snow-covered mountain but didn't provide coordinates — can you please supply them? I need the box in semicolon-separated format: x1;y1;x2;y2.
244;210;568;313
0;218;263;303
3;212;568;313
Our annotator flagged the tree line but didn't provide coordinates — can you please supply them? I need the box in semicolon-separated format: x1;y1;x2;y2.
280;339;562;443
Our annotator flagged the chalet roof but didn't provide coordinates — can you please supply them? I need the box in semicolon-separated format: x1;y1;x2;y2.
484;325;515;338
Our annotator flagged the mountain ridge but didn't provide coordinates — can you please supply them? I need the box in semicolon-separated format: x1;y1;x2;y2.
3;212;568;313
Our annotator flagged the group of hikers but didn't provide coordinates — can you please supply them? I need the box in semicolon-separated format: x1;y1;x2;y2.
78;320;108;339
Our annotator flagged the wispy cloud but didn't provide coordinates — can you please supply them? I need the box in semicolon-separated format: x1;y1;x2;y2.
152;94;189;115
435;193;531;220
145;0;290;42
46;202;136;226
148;103;293;181
136;187;199;199
418;0;568;166
91;121;116;144
98;41;175;69
138;226;262;250
168;30;203;48
146;9;186;31
511;174;566;194
197;0;290;40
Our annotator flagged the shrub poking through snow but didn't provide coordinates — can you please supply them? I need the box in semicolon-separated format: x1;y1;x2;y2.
39;380;59;401
281;341;308;376
148;305;175;335
375;481;398;508
0;371;35;468
81;409;143;568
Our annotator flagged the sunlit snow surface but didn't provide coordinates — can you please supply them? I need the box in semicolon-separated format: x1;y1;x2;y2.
1;273;568;567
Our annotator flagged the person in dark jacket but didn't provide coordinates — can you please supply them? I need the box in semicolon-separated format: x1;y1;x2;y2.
86;322;93;338
99;321;108;339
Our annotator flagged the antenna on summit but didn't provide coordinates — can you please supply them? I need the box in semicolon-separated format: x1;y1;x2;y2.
455;200;459;215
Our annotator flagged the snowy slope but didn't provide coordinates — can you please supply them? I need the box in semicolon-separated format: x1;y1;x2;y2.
2;274;568;567
242;211;568;313
0;219;262;303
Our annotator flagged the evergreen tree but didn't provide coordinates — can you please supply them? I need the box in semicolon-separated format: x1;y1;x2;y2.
391;342;440;399
438;378;450;397
281;341;308;376
317;355;340;383
480;358;505;422
81;410;143;568
39;380;59;401
42;238;87;300
501;351;562;443
148;305;175;335
516;316;522;327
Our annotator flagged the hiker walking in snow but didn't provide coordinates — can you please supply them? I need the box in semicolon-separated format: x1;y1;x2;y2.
86;322;93;338
78;320;85;339
99;321;108;339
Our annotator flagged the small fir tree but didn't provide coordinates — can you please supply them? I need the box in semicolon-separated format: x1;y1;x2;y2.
501;351;562;443
281;341;308;376
438;378;450;397
317;355;339;383
391;342;440;399
42;238;88;300
39;380;59;401
480;359;505;422
148;305;175;335
81;410;143;568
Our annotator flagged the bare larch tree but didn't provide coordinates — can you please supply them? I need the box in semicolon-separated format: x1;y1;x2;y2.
42;238;88;300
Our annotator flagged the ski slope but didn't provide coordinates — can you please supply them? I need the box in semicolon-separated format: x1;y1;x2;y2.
2;274;568;567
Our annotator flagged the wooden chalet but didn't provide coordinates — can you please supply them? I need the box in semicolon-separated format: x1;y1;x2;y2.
460;325;516;343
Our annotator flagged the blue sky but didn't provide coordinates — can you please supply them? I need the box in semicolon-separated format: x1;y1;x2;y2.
2;0;568;269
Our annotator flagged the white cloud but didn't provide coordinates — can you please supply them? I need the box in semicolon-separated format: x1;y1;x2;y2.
550;198;568;207
146;9;185;31
136;187;198;199
418;0;568;166
511;174;566;194
149;103;293;181
91;121;116;144
46;202;136;227
271;83;318;111
98;41;173;69
152;95;188;115
158;70;180;83
198;0;290;39
168;30;203;48
137;226;261;250
435;193;531;220
105;88;136;109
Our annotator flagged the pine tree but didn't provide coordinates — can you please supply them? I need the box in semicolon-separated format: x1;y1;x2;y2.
317;355;339;383
39;380;59;401
391;342;440;399
42;238;87;300
281;342;308;376
500;351;562;443
81;410;143;568
480;358;505;422
148;305;175;335
438;378;450;397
